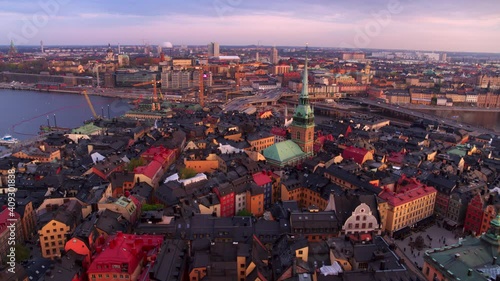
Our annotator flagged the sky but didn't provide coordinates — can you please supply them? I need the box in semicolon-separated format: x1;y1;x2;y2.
1;0;499;53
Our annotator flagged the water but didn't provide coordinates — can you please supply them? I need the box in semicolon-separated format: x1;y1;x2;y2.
0;89;132;140
420;109;500;132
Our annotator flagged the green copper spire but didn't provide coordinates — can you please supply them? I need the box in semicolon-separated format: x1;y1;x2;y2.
8;40;17;56
292;44;314;127
299;44;309;103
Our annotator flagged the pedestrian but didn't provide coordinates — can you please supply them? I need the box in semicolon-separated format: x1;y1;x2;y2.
404;247;406;252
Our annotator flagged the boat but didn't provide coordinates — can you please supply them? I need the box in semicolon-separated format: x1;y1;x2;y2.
0;135;19;145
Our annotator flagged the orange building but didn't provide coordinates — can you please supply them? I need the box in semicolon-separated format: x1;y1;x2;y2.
183;153;221;173
477;91;500;108
246;184;264;217
65;221;99;266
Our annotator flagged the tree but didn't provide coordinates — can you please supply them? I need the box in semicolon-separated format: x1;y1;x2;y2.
142;204;164;212
127;158;145;171
410;235;426;251
15;244;30;262
179;167;197;179
236;209;252;217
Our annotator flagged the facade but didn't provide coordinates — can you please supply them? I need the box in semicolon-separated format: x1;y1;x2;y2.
378;177;437;234
343;203;379;236
115;70;159;87
477;74;500;89
246;184;264;217
214;183;235;217
253;171;273;209
246;133;275;153
477;91;500;108
208;42;220;57
271;47;279;64
289;47;315;157
464;193;498;236
16;199;36;241
0;209;22;264
38;200;82;259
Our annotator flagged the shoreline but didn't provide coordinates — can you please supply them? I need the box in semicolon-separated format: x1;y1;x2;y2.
0;82;151;100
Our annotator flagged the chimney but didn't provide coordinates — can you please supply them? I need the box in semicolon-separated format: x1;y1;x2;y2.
379;260;386;271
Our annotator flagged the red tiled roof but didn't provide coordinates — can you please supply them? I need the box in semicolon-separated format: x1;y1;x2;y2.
134;160;162;179
0;208;20;235
253;172;272;186
379;185;436;207
387;151;405;165
271;127;287;137
342;146;370;164
88;232;163;274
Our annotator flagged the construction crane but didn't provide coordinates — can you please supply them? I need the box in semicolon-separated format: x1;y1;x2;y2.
133;79;161;111
82;90;98;119
198;65;206;108
225;62;260;101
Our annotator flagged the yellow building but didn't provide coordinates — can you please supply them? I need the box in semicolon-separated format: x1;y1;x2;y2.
38;200;82;259
183;153;221;173
246;133;275;153
378;179;436;235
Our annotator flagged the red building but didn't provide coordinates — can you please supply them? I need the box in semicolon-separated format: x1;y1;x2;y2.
87;232;163;281
214;183;235;217
134;160;163;188
464;193;498;236
91;155;125;180
339;84;368;94
464;193;485;235
253;171;273;208
140;145;176;169
342;146;374;165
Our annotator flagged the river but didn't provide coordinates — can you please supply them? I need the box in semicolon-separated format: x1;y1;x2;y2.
420;109;500;133
0;89;131;140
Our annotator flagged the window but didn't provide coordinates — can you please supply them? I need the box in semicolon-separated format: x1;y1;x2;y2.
296;131;301;140
298;250;303;254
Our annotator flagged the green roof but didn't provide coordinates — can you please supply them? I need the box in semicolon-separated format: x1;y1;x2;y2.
263;140;305;163
447;144;469;157
424;238;499;281
71;123;102;135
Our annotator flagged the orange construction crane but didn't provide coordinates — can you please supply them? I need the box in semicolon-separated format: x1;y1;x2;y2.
82;90;98;119
133;79;161;111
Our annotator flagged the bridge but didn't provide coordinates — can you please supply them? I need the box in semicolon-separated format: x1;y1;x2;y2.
349;97;498;136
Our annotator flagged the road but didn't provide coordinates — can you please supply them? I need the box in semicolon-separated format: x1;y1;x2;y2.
351;97;498;136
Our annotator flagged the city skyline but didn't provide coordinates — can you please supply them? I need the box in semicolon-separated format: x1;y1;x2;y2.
1;0;499;53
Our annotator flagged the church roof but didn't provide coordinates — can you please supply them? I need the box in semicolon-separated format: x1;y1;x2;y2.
263;140;305;163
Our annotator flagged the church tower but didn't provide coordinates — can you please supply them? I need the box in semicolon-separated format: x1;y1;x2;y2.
290;45;315;156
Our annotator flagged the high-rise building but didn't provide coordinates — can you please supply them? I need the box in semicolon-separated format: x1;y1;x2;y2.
40;40;44;53
208;42;219;57
271;47;279;64
289;46;315;156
